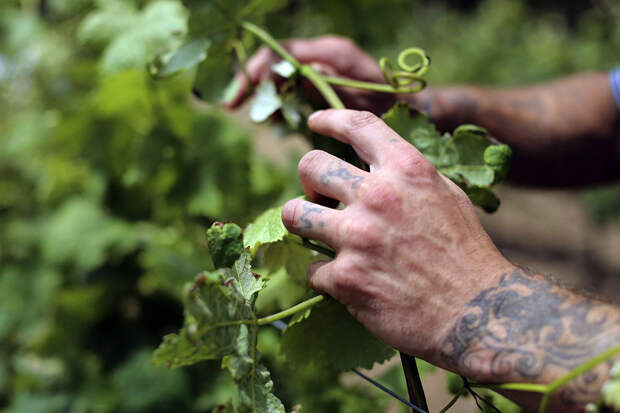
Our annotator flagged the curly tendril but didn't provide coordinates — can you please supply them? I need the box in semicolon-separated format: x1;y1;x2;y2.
379;47;430;93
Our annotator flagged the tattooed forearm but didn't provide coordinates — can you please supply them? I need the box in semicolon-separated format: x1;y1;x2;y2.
299;202;324;229
440;268;620;409
320;161;365;189
420;73;620;187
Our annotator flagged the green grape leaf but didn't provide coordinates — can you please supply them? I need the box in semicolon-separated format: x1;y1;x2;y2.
271;61;296;78
382;101;438;141
484;144;512;183
207;222;244;268
263;241;317;283
464;187;500;214
222;326;285;413
280;299;395;371
445;371;467;396
153;252;284;412
250;81;282;123
152;270;253;367
151;38;210;78
382;102;511;212
254;267;308;315
602;360;620;410
243;206;287;252
227;251;264;303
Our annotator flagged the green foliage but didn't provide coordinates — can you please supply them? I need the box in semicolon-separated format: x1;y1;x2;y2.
602;360;620;410
153;251;285;412
112;349;190;413
79;1;189;74
207;222;245;268
383;102;511;212
4;0;620;411
243;206;288;252
280;299;395;371
153;253;259;368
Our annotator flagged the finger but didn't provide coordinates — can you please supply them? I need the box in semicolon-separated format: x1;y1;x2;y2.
306;259;334;294
307;109;412;167
225;47;273;108
298;150;368;204
281;199;342;248
283;36;383;82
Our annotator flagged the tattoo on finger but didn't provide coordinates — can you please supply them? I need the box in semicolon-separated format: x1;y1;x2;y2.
300;202;325;230
320;161;365;189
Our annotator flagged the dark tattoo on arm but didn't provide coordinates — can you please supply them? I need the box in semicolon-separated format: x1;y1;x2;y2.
299;202;324;229
320;161;365;189
441;268;620;408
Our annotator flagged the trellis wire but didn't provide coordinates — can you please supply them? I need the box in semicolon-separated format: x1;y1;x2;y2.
270;321;428;412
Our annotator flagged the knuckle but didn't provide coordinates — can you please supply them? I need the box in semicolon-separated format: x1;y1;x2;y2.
298;150;325;179
358;180;401;213
344;111;379;134
396;150;436;179
332;260;357;291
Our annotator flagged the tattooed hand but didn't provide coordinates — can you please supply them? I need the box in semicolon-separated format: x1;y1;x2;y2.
282;109;514;358
281;109;620;412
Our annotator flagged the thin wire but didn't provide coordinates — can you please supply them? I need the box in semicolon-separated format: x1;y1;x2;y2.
270;322;428;413
351;368;427;413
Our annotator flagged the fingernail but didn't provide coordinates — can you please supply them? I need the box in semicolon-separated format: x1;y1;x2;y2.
308;110;324;122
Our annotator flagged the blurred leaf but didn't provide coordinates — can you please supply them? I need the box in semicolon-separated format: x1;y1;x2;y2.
192;34;234;103
112;348;190;413
77;2;139;48
42;198;137;273
90;1;189;74
280;299;395;371
271;60;296;78
250;81;282;123
151;38;210;77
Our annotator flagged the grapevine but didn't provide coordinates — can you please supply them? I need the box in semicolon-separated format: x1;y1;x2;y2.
149;4;619;413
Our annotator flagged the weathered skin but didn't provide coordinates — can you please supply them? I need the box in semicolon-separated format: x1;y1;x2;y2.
231;36;620;412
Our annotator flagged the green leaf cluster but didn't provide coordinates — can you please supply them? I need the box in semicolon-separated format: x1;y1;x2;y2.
383;102;511;212
153;251;285;412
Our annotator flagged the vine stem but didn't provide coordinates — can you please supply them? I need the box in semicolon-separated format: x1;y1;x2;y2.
257;295;324;325
322;75;424;94
241;20;427;411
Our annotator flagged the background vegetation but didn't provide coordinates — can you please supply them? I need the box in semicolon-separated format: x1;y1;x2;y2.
1;0;620;411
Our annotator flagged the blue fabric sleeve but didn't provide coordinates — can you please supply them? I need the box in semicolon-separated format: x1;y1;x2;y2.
609;68;620;110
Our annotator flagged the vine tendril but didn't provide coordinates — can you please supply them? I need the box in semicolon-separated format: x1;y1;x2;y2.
379;47;430;93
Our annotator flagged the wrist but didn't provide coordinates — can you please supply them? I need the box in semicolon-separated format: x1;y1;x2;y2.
430;259;517;375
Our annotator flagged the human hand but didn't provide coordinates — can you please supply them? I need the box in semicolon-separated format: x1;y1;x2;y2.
225;36;400;114
281;109;515;364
